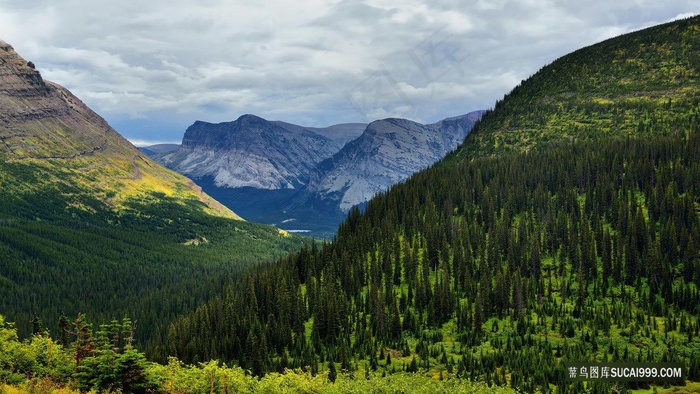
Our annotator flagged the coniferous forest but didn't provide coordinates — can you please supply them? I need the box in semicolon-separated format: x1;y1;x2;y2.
0;173;306;346
155;16;700;393
3;13;700;394
159;132;700;393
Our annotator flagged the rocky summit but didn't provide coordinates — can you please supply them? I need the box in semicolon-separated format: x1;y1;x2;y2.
153;115;364;190
0;39;109;160
296;111;484;212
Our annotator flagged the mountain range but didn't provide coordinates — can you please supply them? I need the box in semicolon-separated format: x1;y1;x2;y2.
293;112;484;213
153;115;362;190
4;14;700;393
147;111;482;236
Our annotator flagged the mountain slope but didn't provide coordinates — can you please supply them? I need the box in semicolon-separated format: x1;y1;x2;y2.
159;16;700;392
452;15;700;159
154;115;344;189
0;40;304;341
296;111;483;212
0;40;237;220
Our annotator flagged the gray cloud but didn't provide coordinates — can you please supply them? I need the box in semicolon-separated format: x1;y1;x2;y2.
0;0;697;144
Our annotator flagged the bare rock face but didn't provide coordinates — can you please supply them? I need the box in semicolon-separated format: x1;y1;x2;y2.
296;111;484;212
151;110;482;229
154;115;365;190
0;40;50;96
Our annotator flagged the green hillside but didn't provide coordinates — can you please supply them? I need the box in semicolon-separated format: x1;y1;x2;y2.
0;167;304;345
156;16;700;393
453;16;700;159
0;312;513;394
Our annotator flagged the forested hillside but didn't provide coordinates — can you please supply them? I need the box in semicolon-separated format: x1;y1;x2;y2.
0;172;304;346
0;313;511;393
157;16;700;392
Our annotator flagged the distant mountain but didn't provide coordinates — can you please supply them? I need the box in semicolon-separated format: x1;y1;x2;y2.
153;115;358;190
273;121;366;150
294;111;484;212
148;113;481;237
0;40;304;339
138;143;179;156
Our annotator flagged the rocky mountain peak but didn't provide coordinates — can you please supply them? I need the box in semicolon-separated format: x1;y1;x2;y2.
296;111;483;212
0;40;49;97
0;39;110;159
370;117;418;128
363;118;425;138
237;113;267;125
155;114;344;190
182;114;300;150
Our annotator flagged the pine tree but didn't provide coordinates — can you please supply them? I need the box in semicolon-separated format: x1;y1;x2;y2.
328;360;337;383
57;314;70;348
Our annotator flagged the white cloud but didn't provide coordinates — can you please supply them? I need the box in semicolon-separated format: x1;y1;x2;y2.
0;0;697;141
128;139;182;147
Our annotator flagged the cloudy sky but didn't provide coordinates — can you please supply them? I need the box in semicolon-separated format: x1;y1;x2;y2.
0;0;697;145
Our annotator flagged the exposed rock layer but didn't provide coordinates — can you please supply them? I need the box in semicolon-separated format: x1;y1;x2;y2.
297;111;484;211
155;115;366;189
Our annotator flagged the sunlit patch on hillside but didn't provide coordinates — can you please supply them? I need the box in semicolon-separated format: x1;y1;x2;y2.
182;236;209;246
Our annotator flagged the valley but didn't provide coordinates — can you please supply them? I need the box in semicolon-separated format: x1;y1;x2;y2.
154;15;700;393
2;12;700;394
147;111;482;238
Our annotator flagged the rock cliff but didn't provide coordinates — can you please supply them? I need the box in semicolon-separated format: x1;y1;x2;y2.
154;115;365;189
295;111;484;212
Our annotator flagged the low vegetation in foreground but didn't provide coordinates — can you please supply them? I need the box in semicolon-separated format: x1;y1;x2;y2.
0;314;513;394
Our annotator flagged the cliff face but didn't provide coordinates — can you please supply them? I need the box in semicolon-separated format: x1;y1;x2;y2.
147;111;482;235
0;40;49;95
154;115;361;190
296;111;484;212
0;39;238;219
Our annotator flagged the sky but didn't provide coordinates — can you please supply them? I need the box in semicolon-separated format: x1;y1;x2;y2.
0;1;697;146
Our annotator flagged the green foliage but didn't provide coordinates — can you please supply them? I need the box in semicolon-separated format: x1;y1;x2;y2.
148;359;513;394
72;317;157;393
1;312;511;393
0;315;74;386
